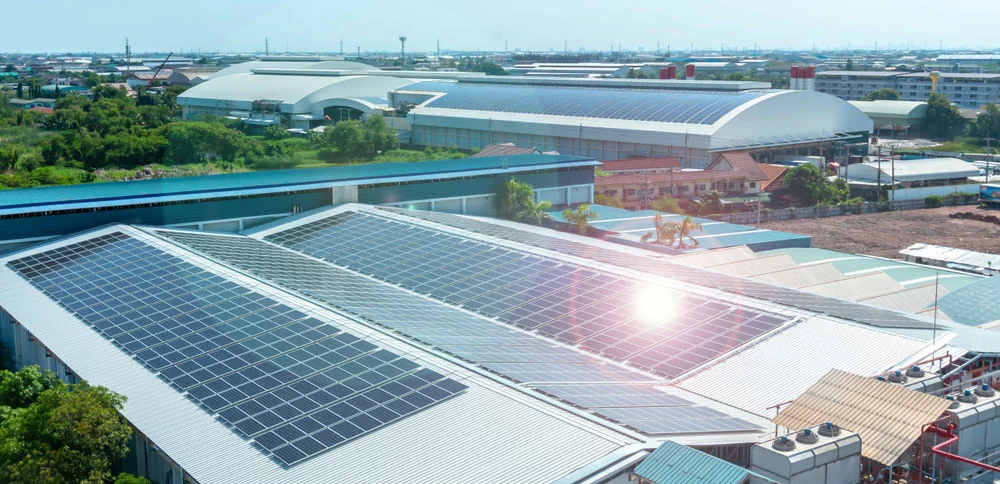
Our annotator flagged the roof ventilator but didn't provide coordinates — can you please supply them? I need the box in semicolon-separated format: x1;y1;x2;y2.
818;422;841;437
975;384;996;398
772;435;796;451
958;389;979;404
796;428;819;445
946;396;961;409
906;365;925;379
887;370;908;384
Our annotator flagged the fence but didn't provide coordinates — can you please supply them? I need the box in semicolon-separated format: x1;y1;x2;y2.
706;197;976;225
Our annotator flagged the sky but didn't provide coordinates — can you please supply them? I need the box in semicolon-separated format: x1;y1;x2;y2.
4;0;1000;54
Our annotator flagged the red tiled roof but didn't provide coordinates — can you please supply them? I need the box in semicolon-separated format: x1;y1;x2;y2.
708;151;769;182
595;169;745;186
600;157;680;172
759;164;789;191
28;107;53;114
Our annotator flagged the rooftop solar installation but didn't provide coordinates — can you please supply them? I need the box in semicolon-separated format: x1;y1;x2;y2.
5;232;467;466
261;211;791;379
402;81;775;125
376;207;937;330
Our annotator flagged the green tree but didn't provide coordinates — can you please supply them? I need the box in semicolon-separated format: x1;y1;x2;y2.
677;215;703;248
969;103;1000;141
264;124;289;140
561;204;599;235
362;115;400;155
594;194;623;208
924;93;965;138
468;61;508;76
15;81;22;99
782;163;826;206
494;178;535;220
165;121;257;164
514;200;552;226
651;196;684;214
324;120;366;160
0;366;141;484
861;88;902;101
845;59;854;71
693;191;725;215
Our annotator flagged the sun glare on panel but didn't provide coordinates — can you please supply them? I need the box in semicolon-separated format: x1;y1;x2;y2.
634;286;677;327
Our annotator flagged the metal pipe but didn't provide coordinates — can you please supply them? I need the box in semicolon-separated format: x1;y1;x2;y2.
923;422;1000;476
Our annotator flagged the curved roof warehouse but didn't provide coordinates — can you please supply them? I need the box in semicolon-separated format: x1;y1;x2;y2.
178;68;873;167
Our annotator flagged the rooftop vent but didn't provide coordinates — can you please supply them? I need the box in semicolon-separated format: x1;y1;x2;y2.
958;389;979;404
947;396;961;409
818;422;841;437
772;435;796;452
975;384;996;398
887;370;908;384
796;428;819;445
906;365;925;379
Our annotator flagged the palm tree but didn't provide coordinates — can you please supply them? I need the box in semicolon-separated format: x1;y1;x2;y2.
515;200;552;226
562;204;598;235
652;214;679;245
494;178;534;220
677;215;703;248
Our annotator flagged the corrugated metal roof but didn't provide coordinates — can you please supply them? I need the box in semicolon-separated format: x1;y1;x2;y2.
751;263;845;288
900;243;1000;273
801;272;903;300
704;253;799;277
668;246;756;268
0;155;597;216
676;316;942;417
772;368;951;466
859;283;945;314
632;440;759;484
0;226;637;484
938;275;1000;327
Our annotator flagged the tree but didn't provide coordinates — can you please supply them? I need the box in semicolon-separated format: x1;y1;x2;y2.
165;121;257;165
321;116;399;161
0;366;141;483
562;204;598;235
494;178;535;220
264;124;289;141
514;200;552;226
969;103;1000;141
861;88;902;101
845;59;854;71
782;163;827;206
693;191;725;215
362;115;400;155
15;81;22;99
677;215;703;248
651;196;684;214
924;93;965;138
649;213;678;245
594;194;623;208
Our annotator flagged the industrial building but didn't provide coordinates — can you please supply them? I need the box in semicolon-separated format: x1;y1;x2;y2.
847;100;928;135
814;71;1000;109
5;202;1000;483
0;154;597;253
178;67;873;166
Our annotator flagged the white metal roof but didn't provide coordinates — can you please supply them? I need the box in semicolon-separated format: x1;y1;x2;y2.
801;272;903;300
675;316;951;417
844;158;980;184
750;263;845;288
900;243;1000;272
0;226;640;484
858;283;945;314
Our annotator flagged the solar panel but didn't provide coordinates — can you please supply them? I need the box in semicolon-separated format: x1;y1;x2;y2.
263;211;791;378
377;207;936;330
6;232;467;466
400;81;773;125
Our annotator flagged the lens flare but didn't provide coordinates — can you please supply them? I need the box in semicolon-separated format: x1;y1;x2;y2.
634;285;676;327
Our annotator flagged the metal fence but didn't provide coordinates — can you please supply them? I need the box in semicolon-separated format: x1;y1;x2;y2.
705;197;977;225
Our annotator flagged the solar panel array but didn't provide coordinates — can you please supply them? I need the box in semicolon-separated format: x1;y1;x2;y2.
402;81;773;125
6;232;466;466
263;212;789;379
158;230;761;435
376;207;936;330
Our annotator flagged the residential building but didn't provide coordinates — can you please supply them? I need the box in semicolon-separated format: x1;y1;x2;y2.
814;71;1000;109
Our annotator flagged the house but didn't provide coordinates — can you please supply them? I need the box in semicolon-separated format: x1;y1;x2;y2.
125;70;172;88
7;98;56;110
595;151;769;209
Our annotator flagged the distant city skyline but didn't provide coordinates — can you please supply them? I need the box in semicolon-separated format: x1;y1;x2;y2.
4;0;1000;54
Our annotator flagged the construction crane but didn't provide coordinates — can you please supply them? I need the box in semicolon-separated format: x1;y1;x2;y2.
148;52;173;88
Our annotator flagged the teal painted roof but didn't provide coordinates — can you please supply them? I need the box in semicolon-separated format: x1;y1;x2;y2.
0;154;596;215
633;440;755;484
938;276;1000;327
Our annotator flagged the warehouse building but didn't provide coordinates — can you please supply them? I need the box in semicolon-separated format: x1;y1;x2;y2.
0;154;597;253
6;203;1000;482
179;68;873;166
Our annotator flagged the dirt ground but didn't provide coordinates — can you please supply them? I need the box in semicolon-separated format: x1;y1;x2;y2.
760;206;1000;259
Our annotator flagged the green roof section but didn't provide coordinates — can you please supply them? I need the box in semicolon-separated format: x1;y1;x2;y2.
0;154;597;213
633;440;758;484
938;276;1000;327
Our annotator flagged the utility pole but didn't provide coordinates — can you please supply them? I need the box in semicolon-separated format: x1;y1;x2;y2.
340;39;344;56
985;137;995;183
437;39;440;57
890;143;898;202
876;145;883;202
265;37;269;56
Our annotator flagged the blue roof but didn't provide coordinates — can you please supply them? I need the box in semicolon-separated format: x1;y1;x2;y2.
633;440;756;484
0;154;596;214
403;81;776;125
938;276;1000;327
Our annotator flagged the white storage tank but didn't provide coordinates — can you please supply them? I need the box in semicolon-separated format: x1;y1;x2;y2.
750;423;861;484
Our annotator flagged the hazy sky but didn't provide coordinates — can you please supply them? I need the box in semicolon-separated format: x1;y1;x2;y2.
5;0;1000;54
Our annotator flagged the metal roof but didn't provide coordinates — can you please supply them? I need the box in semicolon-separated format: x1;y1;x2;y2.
938;275;1000;327
772;369;951;466
859;283;945;314
400;80;778;126
844;158;979;183
750;263;845;288
0;155;598;216
632;440;761;484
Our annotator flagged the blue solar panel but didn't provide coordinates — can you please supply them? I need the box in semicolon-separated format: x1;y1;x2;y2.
400;81;775;125
6;232;466;466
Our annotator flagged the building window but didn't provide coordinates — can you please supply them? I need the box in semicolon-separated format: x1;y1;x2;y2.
292;204;301;214
626;189;636;199
749;182;756;188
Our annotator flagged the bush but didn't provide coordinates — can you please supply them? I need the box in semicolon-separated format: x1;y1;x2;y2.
317;148;338;163
838;197;866;214
925;195;944;208
247;156;297;170
594;194;623;208
651;196;684;214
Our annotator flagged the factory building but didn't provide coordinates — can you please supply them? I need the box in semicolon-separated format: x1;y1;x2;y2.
5;202;1000;482
179;68;873;167
814;71;1000;109
0;154;597;253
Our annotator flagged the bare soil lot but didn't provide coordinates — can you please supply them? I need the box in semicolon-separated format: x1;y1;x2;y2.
760;206;1000;259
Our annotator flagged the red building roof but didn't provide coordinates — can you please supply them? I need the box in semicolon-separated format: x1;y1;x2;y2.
600;157;680;172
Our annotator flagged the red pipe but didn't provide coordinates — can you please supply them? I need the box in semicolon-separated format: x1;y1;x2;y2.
922;423;1000;477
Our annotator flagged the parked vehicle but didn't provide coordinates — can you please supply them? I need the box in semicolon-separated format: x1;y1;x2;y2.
981;184;1000;208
